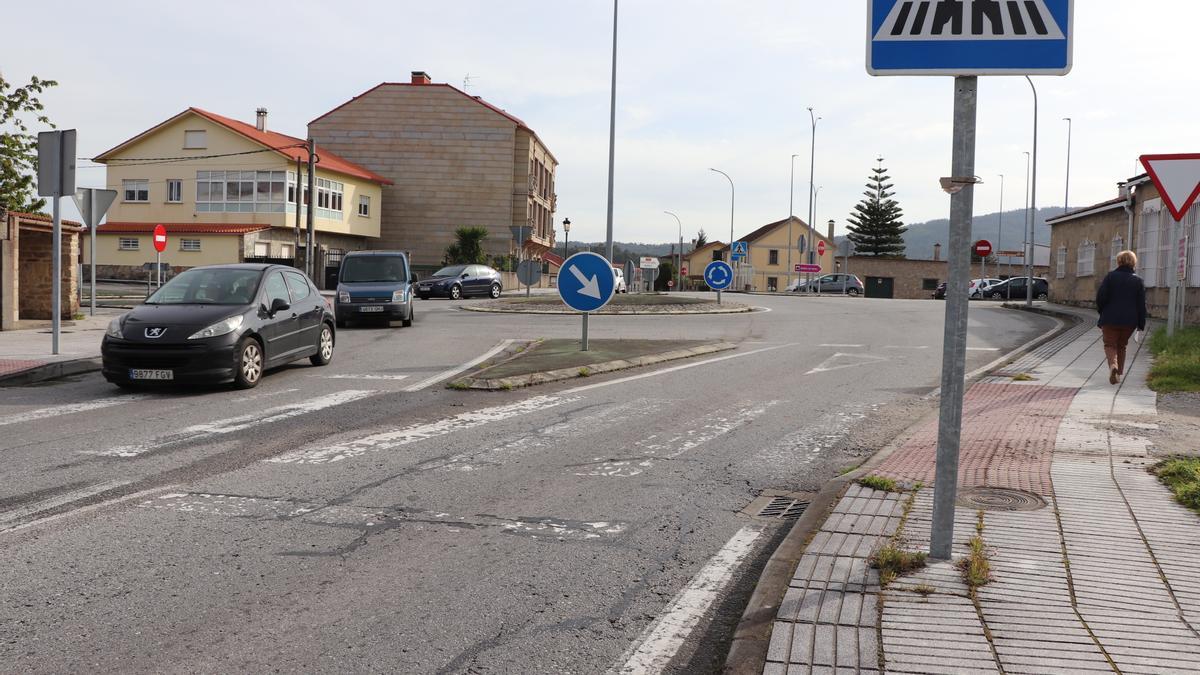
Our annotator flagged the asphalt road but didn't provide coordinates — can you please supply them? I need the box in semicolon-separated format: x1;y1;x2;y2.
0;293;1056;674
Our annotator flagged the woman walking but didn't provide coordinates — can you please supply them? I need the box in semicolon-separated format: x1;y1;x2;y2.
1095;250;1148;385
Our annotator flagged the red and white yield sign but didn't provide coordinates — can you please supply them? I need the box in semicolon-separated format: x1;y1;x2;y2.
974;239;993;258
817;240;827;256
153;224;167;252
1140;154;1200;222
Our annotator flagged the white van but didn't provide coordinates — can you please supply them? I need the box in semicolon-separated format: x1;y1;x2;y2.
613;268;628;294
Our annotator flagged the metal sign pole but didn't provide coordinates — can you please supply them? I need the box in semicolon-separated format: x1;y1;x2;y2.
582;312;590;351
156;251;162;288
90;189;97;316
931;76;978;561
51;195;62;355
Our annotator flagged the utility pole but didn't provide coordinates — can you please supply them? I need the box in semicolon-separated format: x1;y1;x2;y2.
665;211;683;292
1063;117;1072;213
604;0;619;263
789;153;799;289
807;108;820;292
306;138;316;280
295;154;303;263
1025;77;1038;307
998;174;1004;276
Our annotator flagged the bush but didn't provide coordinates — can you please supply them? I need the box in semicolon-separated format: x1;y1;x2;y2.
1153;457;1200;513
1148;327;1200;393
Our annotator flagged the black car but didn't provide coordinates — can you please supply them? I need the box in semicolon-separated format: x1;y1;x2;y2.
984;277;1050;301
335;250;415;328
415;264;502;300
933;282;947;300
102;264;335;389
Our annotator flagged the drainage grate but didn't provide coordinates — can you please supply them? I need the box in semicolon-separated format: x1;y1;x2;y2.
956;487;1047;512
741;491;813;521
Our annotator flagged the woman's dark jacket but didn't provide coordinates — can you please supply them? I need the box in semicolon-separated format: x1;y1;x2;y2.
1095;266;1147;330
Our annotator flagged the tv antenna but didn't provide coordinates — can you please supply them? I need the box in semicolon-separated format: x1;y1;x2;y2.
463;73;478;91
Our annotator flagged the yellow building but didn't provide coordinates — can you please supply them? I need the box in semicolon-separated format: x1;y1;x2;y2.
88;107;391;281
726;216;835;292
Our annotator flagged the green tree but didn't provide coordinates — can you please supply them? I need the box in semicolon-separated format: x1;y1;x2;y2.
846;158;907;258
695;229;708;248
1;73;58;214
442;226;490;265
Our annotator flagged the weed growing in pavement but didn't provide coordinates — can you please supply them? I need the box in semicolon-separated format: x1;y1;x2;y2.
447;381;471;390
1012;373;1035;382
577;368;591;378
1152;457;1200;513
499;382;514;391
838;464;862;476
1148;327;1200;393
858;475;900;493
912;583;936;597
957;511;992;592
870;545;928;587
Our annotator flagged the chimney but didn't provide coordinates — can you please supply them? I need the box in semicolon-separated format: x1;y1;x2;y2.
933;243;942;261
255;108;268;132
411;71;432;85
827;219;835;242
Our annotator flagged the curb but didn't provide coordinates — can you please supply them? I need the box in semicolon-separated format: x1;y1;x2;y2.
459;305;753;316
451;342;738;390
722;303;1076;674
0;357;102;387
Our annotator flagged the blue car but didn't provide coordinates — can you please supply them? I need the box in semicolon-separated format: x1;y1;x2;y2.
334;251;415;328
414;264;503;300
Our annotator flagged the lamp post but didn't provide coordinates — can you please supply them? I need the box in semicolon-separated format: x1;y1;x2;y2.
562;218;570;259
1062;117;1072;213
1025;76;1039;307
789;153;799;288
604;0;618;263
665;210;682;292
1023;151;1031;284
807;108;821;291
997;174;1005;275
710;168;735;284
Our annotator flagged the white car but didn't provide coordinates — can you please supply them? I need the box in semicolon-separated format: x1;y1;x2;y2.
969;278;1004;298
613;268;628;294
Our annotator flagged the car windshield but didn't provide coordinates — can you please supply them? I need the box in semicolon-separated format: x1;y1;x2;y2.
341;256;408;283
145;268;262;305
433;265;468;277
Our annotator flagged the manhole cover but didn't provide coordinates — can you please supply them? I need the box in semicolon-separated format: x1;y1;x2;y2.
742;491;812;521
957;487;1046;512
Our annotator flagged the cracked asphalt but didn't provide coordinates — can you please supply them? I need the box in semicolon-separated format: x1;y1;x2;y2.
0;294;1054;673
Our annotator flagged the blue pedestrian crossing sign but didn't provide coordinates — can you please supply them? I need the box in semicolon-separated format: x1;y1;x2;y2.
558;251;617;313
704;260;735;291
731;241;749;262
867;0;1073;76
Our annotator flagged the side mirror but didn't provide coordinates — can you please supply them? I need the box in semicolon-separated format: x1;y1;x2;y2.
270;297;290;315
461;272;470;278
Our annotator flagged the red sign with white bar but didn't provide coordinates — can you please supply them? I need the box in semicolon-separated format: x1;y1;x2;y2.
974;239;993;257
817;240;827;256
795;264;822;274
153;224;167;253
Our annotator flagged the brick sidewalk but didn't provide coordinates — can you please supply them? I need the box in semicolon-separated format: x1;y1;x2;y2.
765;319;1200;674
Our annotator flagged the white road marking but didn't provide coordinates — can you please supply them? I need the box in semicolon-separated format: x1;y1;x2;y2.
966;347;1002;352
231;388;300;403
270;395;575;464
805;352;889;376
0;485;179;536
318;374;410;381
613;526;765;674
85;390;377;458
0;480;128;524
562;344;794;395
0;395;150;428
403;339;515;392
819;344;864;348
883;345;930;350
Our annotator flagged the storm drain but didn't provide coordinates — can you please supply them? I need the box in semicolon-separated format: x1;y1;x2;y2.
957;487;1047;512
742;491;813;521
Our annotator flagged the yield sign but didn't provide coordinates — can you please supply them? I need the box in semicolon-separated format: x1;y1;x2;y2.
1140;154;1200;222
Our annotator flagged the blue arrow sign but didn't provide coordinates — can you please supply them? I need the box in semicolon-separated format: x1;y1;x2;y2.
868;0;1073;76
704;260;735;291
558;252;617;313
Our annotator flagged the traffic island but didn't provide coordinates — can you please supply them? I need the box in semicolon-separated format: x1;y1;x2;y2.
460;294;752;315
448;338;736;390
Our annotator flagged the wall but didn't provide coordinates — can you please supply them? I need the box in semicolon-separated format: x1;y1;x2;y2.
85;232;243;270
16;221;80;320
310;84;521;268
841;256;1052;300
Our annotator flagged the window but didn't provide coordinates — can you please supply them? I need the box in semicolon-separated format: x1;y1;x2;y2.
180;239;201;252
253;242;270;257
167;179;183;203
1076;240;1096;277
767;277;778;292
922;278;939;291
196;170;286;213
1056;245;1067;279
1110;235;1124;271
1138;199;1162;287
123;179;149;202
358;195;370;217
264;272;290;307
118;237;140;251
184;130;207;149
290;174;343;219
712;250;723;262
768;249;779;266
284;271;312;301
280;244;294;259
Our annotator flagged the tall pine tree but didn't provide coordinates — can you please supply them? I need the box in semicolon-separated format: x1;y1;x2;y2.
846;158;906;257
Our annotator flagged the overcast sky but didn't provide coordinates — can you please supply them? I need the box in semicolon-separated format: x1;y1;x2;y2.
6;1;1196;244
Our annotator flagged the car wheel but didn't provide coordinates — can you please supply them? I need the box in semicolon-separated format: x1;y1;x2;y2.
490;283;501;299
310;323;334;366
233;336;264;389
402;305;414;328
449;285;462;300
848;288;861;297
1037;292;1049;301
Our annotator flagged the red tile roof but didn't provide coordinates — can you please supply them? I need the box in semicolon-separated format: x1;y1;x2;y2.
542;251;565;267
94;109;393;185
6;211;84;228
97;222;272;235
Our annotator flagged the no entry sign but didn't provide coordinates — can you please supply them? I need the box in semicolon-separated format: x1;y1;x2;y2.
974;240;993;258
153;224;168;253
817;240;827;256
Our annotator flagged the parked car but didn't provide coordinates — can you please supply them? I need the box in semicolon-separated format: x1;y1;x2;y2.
984;277;1050;301
334;250;415;329
969;278;1004;298
613;267;628;294
101;264;334;390
793;274;864;296
415;264;502;300
933;282;947;300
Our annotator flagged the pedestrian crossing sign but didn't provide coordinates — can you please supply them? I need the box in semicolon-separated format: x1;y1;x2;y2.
867;0;1073;76
731;241;749;261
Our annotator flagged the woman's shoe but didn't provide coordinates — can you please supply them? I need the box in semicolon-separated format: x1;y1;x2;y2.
1110;368;1119;385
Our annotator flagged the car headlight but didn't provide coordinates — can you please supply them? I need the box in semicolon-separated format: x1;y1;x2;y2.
188;315;244;340
106;316;125;338
392;289;407;303
338;290;350;303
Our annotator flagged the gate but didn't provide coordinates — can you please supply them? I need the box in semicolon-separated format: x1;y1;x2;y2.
323;248;345;290
865;276;895;299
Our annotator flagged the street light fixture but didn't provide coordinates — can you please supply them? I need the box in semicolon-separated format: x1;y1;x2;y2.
807;108;821;290
1062;117;1072;213
789;153;800;287
562;218;571;259
664;210;682;292
997;175;1005;274
709;168;735;275
1025;76;1039;307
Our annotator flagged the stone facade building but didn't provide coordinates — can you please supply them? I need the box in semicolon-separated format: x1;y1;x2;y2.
1;211;82;328
832;255;1051;300
309;72;558;273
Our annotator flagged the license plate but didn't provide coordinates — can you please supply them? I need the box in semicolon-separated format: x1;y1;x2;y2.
130;369;173;380
359;305;384;313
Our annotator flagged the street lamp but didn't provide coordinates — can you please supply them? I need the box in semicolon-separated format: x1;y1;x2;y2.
807;107;821;290
562;218;571;259
789;153;800;288
604;0;619;263
997;175;1005;275
1023;151;1031;288
1062;117;1072;213
709;168;735;278
664;210;682;292
1024;77;1039;306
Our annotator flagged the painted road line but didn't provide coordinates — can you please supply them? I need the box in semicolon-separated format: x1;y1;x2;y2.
819;344;865;348
270;394;576;465
966;347;1002;352
86;390;377;458
231;388;300;403
0;480;128;524
0;394;151;428
0;484;179;536
805;352;889;376
613;526;765;674
883;345;930;350
403;339;515;392
317;374;410;381
562;344;795;395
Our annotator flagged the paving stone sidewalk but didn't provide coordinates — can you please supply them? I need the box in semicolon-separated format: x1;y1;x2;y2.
765;315;1200;674
0;311;116;381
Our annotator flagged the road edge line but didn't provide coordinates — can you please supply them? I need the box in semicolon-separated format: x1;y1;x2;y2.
0;357;102;387
402;339;515;392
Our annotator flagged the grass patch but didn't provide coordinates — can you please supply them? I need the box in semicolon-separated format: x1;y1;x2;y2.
577;367;591;378
870;545;928;587
1148;327;1200;393
1152;457;1200;513
838;464;862;476
912;583;936;597
957;511;992;592
857;475;899;493
447;381;471;390
1012;373;1035;382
